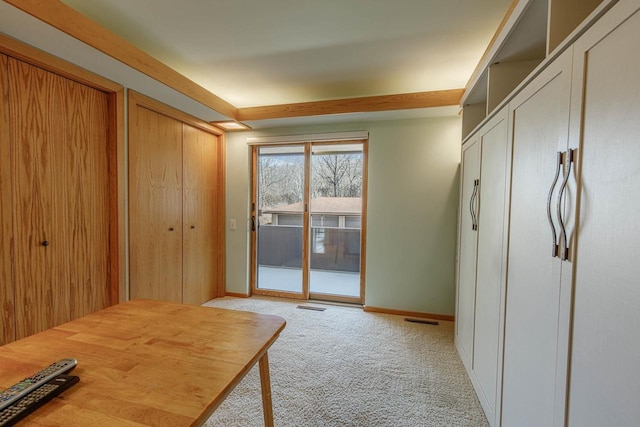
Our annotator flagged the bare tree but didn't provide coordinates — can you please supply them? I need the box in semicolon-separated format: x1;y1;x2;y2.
312;154;362;198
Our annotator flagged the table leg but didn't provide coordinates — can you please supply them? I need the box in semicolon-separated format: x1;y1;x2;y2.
259;351;274;427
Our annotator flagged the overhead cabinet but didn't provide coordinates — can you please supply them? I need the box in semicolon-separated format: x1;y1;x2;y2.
0;54;116;345
456;0;640;425
128;92;224;305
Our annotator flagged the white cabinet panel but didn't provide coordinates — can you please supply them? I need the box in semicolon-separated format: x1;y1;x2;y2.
567;2;640;425
473;111;509;421
502;49;573;427
456;137;480;369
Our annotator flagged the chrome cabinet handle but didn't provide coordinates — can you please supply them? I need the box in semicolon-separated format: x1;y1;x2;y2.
557;149;575;261
470;179;479;231
547;152;563;257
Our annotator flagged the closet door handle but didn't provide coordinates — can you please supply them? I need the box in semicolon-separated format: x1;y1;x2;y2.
251;216;256;232
557;149;575;261
469;179;479;231
41;240;49;247
547;152;563;257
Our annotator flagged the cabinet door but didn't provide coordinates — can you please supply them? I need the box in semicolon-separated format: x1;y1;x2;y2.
182;124;219;305
129;106;183;302
502;49;573;427
58;77;110;318
0;54;14;345
455;137;480;369
472;108;509;425
9;59;111;339
566;2;640;425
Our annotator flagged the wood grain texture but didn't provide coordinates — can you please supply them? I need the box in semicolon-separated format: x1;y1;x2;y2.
60;77;110;318
4;0;237;118
0;33;125;305
182;125;218;305
10;58;63;338
0;54;15;345
8;58;112;339
236;89;464;121
0;299;286;426
129;105;184;303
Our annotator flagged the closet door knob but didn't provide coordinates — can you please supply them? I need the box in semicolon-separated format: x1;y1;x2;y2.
41;240;49;247
191;225;195;229
169;227;174;231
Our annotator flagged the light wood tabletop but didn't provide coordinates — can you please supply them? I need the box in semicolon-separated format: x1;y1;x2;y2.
0;299;286;426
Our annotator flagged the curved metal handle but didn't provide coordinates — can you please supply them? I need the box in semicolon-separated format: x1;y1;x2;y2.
557;149;575;261
469;179;478;231
547;152;563;258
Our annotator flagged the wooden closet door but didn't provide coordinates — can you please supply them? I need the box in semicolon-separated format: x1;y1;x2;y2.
182;124;218;305
10;58;62;338
0;54;14;345
129;106;183;302
58;77;110;319
9;58;111;339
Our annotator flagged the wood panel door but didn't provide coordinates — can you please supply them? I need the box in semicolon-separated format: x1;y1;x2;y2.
566;3;640;425
182;124;219;305
8;58;110;339
501;50;573;427
0;54;14;345
129;106;183;302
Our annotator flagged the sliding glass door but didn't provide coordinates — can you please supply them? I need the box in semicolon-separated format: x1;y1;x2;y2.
309;144;363;299
254;145;307;297
251;140;366;303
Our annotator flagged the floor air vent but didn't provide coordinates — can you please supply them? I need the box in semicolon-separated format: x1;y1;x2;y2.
297;305;326;312
404;318;439;325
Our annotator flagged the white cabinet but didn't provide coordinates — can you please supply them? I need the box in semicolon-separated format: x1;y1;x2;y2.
457;1;640;426
565;1;640;425
455;107;510;426
501;48;574;427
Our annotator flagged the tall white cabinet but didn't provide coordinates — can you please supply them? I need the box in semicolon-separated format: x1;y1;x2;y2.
566;2;640;425
456;0;640;426
501;49;574;427
455;107;510;426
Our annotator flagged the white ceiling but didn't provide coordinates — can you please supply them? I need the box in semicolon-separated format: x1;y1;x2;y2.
59;0;512;111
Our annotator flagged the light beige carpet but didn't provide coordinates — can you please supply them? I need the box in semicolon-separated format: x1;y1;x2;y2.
202;297;488;427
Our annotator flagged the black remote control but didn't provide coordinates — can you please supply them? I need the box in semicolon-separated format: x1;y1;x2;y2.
0;374;79;426
0;358;77;411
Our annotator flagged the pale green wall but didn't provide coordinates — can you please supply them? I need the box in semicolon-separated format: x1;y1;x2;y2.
226;116;461;315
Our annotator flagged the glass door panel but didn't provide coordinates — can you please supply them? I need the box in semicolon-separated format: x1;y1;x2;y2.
255;145;305;294
309;143;363;299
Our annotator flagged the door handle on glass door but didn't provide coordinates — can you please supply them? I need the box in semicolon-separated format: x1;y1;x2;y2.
251;216;256;232
547;151;563;258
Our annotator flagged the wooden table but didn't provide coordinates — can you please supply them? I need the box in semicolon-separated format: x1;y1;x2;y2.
0;299;286;426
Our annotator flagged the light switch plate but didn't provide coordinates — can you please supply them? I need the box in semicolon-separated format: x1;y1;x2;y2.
230;219;236;230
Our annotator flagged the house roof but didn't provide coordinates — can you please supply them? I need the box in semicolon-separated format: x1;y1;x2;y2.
263;197;361;215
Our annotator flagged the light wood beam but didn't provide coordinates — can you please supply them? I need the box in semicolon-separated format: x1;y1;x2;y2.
4;0;238;118
237;89;464;121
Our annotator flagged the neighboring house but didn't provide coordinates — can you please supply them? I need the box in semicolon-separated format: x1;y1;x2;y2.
262;197;362;229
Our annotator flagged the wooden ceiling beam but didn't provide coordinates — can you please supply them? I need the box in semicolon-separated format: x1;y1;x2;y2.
237;89;464;121
4;0;238;118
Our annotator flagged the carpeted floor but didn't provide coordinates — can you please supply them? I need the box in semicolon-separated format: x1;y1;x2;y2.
202;297;488;427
